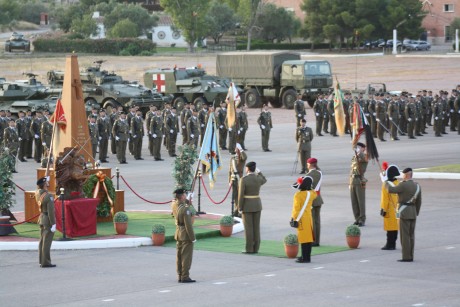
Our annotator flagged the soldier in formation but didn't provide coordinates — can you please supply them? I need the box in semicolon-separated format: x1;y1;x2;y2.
257;104;273;152
296;119;314;174
294;94;306;127
88;115;99;159
112;111;129;164
3;118;19;173
150;108;164;161
97;109;111;162
131;109;144;160
237;105;248;150
229;143;247;217
217;101;228;150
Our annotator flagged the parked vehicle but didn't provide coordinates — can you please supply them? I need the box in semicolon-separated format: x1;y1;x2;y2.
5;32;30;52
378;40;402;48
365;39;385;49
404;40;431;51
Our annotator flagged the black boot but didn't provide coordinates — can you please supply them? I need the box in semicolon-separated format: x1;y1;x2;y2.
381;231;391;250
389;230;398;250
296;243;311;263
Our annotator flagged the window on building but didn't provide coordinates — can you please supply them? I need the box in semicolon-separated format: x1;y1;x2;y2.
444;4;454;12
445;26;452;42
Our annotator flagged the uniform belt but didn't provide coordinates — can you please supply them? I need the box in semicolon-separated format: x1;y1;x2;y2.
41;212;48;215
244;195;260;199
176;224;185;227
400;202;413;206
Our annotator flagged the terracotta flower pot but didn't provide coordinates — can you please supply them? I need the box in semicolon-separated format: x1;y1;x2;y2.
114;222;128;235
285;244;299;258
347;235;360;248
152;233;165;246
220;225;233;237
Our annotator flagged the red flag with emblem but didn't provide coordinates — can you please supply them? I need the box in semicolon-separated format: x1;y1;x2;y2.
50;99;67;130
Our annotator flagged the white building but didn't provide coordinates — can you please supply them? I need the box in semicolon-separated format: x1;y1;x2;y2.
151;14;189;47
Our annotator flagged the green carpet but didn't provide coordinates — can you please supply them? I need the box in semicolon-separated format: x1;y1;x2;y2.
416;164;460;173
164;237;349;258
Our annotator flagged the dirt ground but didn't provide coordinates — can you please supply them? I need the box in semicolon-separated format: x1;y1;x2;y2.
1;52;460;124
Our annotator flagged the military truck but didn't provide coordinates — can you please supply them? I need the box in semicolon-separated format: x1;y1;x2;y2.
216;51;333;109
47;61;170;114
348;83;401;99
143;66;235;110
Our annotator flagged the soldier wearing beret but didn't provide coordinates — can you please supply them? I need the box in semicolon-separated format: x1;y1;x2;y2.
171;188;196;283
187;109;200;148
296;119;314;174
306;158;323;246
350;142;368;227
35;176;56;268
238;161;267;254
384;168;422;262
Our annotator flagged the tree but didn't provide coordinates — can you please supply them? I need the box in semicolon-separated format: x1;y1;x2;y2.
109;18;138;38
237;0;266;50
104;3;158;37
71;14;99;37
160;0;211;53
383;0;425;40
54;4;87;33
19;2;48;25
257;3;300;43
206;1;237;44
0;0;20;26
449;18;460;40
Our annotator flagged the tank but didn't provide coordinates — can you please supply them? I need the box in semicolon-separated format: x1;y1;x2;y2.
5;32;31;52
143;66;240;111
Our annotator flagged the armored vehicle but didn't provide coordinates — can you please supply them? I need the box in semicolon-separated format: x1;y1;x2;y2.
143;66;236;110
47;61;169;114
216;51;333;109
5;32;31;52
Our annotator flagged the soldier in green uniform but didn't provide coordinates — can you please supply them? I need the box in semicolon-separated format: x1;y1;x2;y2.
432;95;443;137
217;102;228;150
440;91;449;135
405;96;417;139
313;95;324;136
187;109;200;148
88;115;99;159
150;109;164;161
296;119;314;174
343;92;352;134
171;188;196;283
35;176;56;268
3;119;19;172
455;91;460;134
40;115;53;155
375;93;387;141
367;94;377;138
110;106;123;154
257;104;273;152
326;97;338;136
0;110;7;145
229;143;247;217
145;105;156;156
415;95;424;137
198;104;208;146
350;142;368;227
385;168;422;262
30;109;45;163
15;110;29;162
294;94;306;127
238;161;267;254
112;112;129;164
180;102;192;145
387;95;400;141
25;110;34;159
237;105;249;150
131;109;144;160
162;102;172;149
449;89;458;131
97;109;111;163
165;107;179;157
306;158;323;246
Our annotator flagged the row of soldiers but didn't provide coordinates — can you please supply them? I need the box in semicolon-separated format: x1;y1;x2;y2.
87;100;251;164
305;88;460;140
1;109;55;173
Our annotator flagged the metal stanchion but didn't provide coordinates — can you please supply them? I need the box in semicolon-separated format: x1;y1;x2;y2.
231;174;236;217
116;167;120;190
196;170;206;215
58;188;72;241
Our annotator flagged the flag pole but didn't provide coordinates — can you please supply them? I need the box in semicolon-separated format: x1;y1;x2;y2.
45;96;61;178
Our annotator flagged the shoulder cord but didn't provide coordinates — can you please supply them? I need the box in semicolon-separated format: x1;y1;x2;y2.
295;191;311;222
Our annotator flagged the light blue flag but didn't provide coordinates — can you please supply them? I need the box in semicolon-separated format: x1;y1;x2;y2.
198;112;222;188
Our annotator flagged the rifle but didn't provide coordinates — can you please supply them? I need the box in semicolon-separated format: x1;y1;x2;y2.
389;118;404;135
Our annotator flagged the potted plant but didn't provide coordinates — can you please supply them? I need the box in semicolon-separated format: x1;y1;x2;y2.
113;211;128;235
219;215;234;237
152;224;166;246
284;234;299;258
346;224;361;248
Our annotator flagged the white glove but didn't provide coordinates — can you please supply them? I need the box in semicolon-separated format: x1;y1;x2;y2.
170;129;174;133
228;128;232;131
256;168;260;174
115;136;120;141
373;113;376;116
99;137;102;140
239;128;243;131
18;137;22;141
376;118;380;122
42;142;46;146
127;138;130;142
237;130;241;135
435;117;438;120
408;118;412;122
315;112;319;116
182;125;186;129
261;125;266;129
201;124;204;127
450;109;454;113
152;134;157;138
34;134;39;139
415;118;418;121
133;135;137;138
187;192;194;201
331;114;335;117
365;113;369;116
389;117;393;120
379;173;387;183
50;224;56;232
192;239;197;243
190;134;194;138
219;125;224;129
298;114;302;117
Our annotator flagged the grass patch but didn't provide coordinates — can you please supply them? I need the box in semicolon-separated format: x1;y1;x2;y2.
164;236;349;258
416;164;460;173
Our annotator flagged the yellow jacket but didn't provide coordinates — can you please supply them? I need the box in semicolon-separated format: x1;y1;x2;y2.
291;190;317;243
380;179;399;231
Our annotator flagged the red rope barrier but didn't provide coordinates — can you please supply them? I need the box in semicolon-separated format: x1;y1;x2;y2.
0;214;40;227
12;181;26;192
200;176;232;205
120;176;172;204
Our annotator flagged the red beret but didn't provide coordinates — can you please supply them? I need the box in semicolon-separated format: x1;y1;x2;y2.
307;158;317;164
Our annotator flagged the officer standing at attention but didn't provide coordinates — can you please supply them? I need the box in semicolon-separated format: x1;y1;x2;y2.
257;104;273;152
97;109;111;163
238;161;267;254
306;157;323;246
40;114;53;154
145;105;157;156
35;176;56;268
172;188;196;283
198;104;208;146
217;101;228;150
350;142;368;227
88;115;99;159
15;110;28;162
131;109;144;160
237;105;249;150
313;95;324;136
30;109;45;163
3;118;19;173
166;107;179;157
229;143;247;217
384;168;422;262
150;109;164;161
296;119;314;174
187;109;200;148
112;111;129;164
294;94;306;127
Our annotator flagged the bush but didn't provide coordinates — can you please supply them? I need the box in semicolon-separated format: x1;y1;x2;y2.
113;211;128;223
345;224;361;236
119;49;131;56
152;224;165;234
220;215;234;226
139;50;154;56
284;234;298;245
